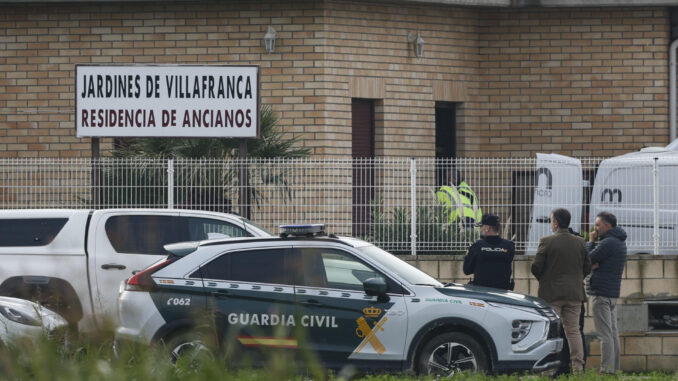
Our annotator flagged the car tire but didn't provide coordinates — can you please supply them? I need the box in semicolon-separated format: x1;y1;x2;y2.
416;331;489;377
164;331;214;367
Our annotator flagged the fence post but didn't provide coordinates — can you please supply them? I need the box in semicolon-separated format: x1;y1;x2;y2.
90;158;100;209
167;158;174;209
653;157;659;255
410;158;417;256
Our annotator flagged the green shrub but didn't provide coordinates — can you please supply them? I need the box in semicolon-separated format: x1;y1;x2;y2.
368;195;477;255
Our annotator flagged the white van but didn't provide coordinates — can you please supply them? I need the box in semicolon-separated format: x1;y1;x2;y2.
589;143;678;254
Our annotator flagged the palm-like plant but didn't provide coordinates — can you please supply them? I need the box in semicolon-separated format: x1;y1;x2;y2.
96;106;309;213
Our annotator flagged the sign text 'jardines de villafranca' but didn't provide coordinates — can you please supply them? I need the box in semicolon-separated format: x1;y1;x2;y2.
76;65;259;138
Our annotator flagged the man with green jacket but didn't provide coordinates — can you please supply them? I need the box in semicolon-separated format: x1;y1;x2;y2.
436;167;482;229
531;208;592;374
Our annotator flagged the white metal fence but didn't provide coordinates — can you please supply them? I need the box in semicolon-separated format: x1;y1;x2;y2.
0;157;674;255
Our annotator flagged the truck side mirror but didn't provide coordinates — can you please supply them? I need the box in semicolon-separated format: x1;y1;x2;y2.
363;277;389;302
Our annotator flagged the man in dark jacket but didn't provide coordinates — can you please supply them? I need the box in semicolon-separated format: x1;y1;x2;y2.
531;208;591;373
463;214;515;290
587;211;627;374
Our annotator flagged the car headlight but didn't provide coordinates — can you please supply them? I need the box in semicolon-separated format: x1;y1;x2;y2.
537;306;560;321
512;320;532;343
0;305;42;326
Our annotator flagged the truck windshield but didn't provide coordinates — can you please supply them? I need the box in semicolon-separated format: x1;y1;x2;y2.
357;245;442;287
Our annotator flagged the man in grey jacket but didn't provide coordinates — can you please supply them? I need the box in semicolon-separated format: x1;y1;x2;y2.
587;211;627;374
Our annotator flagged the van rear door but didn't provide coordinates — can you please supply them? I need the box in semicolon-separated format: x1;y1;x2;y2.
526;154;583;255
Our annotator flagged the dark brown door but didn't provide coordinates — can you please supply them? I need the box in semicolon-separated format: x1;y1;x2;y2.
352;99;374;236
435;102;456;187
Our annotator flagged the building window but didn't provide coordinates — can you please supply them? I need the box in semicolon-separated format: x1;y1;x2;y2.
352;99;375;236
435;102;457;187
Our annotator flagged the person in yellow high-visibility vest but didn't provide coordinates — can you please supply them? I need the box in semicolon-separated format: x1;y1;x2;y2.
436;167;482;229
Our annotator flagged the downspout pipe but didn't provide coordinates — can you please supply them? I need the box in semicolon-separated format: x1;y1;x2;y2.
670;39;678;143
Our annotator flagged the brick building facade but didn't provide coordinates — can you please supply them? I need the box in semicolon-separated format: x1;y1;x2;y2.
0;1;672;158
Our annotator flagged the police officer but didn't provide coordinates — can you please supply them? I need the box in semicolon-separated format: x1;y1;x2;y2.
436;167;482;228
463;214;515;290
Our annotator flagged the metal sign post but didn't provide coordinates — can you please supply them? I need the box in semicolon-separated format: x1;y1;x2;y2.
238;140;250;219
91;137;100;208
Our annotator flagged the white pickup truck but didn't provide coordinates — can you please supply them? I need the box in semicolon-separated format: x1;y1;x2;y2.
0;209;271;332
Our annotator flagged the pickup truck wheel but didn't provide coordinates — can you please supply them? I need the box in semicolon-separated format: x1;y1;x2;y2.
416;332;488;377
164;331;214;368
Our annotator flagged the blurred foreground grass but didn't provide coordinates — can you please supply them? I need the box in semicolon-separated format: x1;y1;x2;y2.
0;331;675;381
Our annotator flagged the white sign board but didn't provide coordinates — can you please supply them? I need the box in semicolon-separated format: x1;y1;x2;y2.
526;153;583;255
76;65;259;138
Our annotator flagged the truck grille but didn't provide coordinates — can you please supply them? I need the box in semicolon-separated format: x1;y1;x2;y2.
47;326;70;347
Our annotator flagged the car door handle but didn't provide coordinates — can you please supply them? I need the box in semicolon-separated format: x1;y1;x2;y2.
101;263;126;270
302;299;323;307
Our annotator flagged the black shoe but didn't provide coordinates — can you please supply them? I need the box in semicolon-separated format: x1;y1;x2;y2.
551;368;571;378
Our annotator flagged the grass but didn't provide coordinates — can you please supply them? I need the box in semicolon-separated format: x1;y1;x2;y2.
0;331;675;381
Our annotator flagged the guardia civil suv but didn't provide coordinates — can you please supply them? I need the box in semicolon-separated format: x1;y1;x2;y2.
115;225;562;376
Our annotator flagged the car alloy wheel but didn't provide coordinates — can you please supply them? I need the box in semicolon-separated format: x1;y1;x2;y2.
170;340;212;364
165;331;214;369
426;341;477;376
417;332;488;377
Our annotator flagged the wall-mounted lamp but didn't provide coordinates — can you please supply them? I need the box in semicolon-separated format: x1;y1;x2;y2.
407;32;425;58
263;26;276;54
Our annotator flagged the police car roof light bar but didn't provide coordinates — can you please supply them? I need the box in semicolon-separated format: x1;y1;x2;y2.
279;224;326;238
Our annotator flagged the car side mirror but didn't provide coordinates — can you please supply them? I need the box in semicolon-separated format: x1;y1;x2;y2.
363;277;389;302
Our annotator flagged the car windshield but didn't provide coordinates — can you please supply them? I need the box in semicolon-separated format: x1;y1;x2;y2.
357;245;442;287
